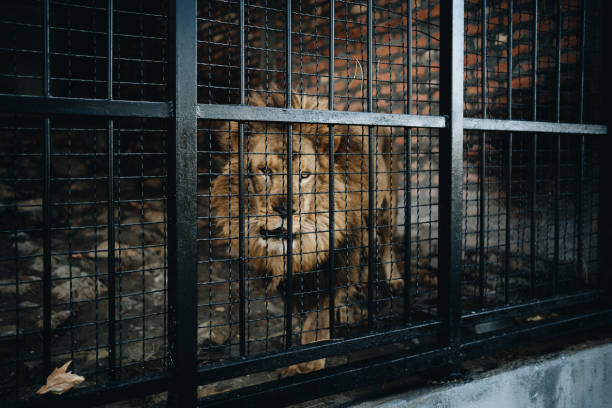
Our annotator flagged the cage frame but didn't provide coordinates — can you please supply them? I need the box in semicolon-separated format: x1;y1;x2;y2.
0;0;610;407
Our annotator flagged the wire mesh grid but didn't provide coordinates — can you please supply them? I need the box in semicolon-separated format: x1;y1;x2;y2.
196;121;441;392
194;0;442;377
0;0;168;100
0;0;170;403
461;129;601;311
460;0;603;312
0;0;608;405
0;115;169;401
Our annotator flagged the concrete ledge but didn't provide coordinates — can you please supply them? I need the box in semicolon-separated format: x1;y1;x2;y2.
354;343;612;408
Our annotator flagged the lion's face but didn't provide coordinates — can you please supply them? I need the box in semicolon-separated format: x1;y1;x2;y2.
241;129;322;256
210;121;341;283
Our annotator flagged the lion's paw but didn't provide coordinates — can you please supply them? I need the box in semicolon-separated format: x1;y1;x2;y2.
387;278;405;294
279;358;325;378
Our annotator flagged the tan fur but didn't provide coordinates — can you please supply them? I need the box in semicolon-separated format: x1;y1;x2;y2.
210;90;399;376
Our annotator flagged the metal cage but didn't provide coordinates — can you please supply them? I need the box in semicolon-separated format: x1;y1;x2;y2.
0;0;610;406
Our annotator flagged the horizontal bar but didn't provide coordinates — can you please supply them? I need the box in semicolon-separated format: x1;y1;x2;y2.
461;309;612;358
461;290;606;324
199;347;452;408
2;97;607;134
197;321;441;384
14;309;612;408
200;309;612;407
464;118;607;134
0;94;171;118
197;104;447;127
13;374;169;408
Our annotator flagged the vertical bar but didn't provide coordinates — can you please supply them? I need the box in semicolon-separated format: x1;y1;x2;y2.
106;0;116;380
42;0;51;378
529;0;538;299
284;0;294;349
167;0;198;406
553;0;562;295
238;0;246;357
504;0;513;304
602;1;612;299
438;0;464;366
403;0;413;323
367;0;375;331
328;1;336;338
479;0;487;309
576;0;586;283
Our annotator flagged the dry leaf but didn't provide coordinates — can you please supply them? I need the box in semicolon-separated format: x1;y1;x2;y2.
36;361;85;395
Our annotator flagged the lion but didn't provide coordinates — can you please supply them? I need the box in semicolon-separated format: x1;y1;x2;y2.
210;90;401;376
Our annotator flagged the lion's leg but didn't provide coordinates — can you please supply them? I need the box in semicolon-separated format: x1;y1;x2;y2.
382;245;404;293
347;236;366;300
376;201;404;293
335;284;364;326
280;296;330;377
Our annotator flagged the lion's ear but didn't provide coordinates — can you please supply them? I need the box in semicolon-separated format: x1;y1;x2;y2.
213;121;239;152
292;93;319;110
248;87;285;108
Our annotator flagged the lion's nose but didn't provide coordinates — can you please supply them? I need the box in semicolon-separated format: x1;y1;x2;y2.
273;200;288;218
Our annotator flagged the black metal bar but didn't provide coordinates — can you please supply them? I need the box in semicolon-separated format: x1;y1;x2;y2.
41;0;52;380
602;1;612;300
505;0;513;305
403;0;413;323
106;120;116;379
576;0;586;283
196;104;447;127
198;309;612;408
167;0;198;405
328;1;336;339
13;374;170;408
0;105;604;134
107;1;113;102
197;286;603;386
196;105;606;133
461;309;612;358
462;289;605;323
553;0;562;295
284;0;294;349
15;307;611;408
199;346;451;408
438;0;464;365
197;320;441;385
0;95;171;117
530;0;538;299
366;0;375;331
462;118;606;134
238;0;246;357
198;347;452;408
479;0;487;309
197;101;447;126
106;0;116;380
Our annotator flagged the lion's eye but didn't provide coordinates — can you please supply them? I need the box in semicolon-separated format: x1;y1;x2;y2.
300;172;311;179
259;166;272;175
